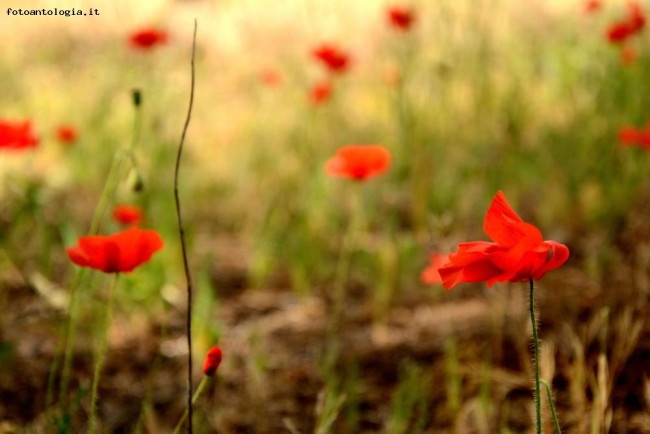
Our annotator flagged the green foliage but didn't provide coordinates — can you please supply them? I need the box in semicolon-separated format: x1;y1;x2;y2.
384;362;431;434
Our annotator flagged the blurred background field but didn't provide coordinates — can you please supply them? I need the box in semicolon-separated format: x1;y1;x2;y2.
2;0;650;432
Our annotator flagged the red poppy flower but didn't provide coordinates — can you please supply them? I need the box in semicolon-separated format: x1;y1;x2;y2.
203;345;223;376
607;2;646;43
619;125;650;150
129;27;168;50
312;44;350;73
388;6;416;31
56;125;78;145
325;145;391;181
420;253;450;285
113;204;143;226
438;191;569;290
620;45;637;65
66;227;164;273
309;80;332;105
584;0;601;13
0;119;39;151
260;68;282;87
607;22;635;42
628;2;646;31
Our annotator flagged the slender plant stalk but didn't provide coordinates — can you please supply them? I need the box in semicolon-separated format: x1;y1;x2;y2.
173;19;197;434
529;277;541;434
58;154;122;408
328;190;362;339
47;268;82;425
541;379;562;434
88;274;120;433
171;376;211;434
53;89;144;424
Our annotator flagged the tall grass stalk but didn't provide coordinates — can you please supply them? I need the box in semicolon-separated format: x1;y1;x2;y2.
328;189;363;342
88;273;120;433
314;381;347;434
51;90;143;424
444;336;461;416
384;363;430;434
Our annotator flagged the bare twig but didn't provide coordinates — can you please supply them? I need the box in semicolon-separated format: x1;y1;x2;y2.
174;19;197;434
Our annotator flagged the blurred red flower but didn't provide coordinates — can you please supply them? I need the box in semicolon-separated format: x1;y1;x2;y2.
619;125;650;150
584;0;602;13
608;22;635;42
388;6;416;31
420;253;450;285
56;125;78;145
129;27;168;50
439;191;569;290
621;45;637;64
66;227;164;273
607;2;646;43
203;345;223;376
0;119;39;151
325;145;391;181
309;80;332;105
312;44;350;73
113;204;143;226
260;68;282;87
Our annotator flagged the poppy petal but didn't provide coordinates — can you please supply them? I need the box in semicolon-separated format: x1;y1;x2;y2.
67;227;163;274
420;253;449;285
66;246;90;268
531;241;570;280
484;191;542;247
439;242;502;289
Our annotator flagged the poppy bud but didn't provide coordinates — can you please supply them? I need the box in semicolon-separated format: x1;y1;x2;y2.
203;345;222;377
128;168;145;193
132;89;142;107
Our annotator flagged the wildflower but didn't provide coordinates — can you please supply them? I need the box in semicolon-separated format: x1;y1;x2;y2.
607;20;637;42
260;68;282;87
325;145;391;181
203;345;223;376
66;227;164;273
56;125;78;145
621;45;637;64
607;2;646;43
312;44;350;73
129;27;168;50
420;253;450;285
0;119;39;150
584;0;601;13
113;204;143;226
309;80;332;105
619;124;650;150
387;6;416;31
628;2;646;31
438;191;569;289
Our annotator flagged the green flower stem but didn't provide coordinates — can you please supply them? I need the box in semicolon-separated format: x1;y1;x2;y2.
541;379;562;434
529;277;541;434
171;375;211;434
50;267;83;417
56;152;128;415
88;274;120;433
54;92;142;421
328;189;363;340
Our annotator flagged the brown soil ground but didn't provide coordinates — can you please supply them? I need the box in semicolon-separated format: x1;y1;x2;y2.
2;239;650;434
